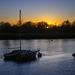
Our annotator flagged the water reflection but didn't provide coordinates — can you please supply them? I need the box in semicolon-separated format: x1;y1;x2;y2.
0;39;75;57
0;39;75;75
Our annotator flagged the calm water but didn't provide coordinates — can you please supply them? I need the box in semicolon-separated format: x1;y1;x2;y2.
0;39;75;75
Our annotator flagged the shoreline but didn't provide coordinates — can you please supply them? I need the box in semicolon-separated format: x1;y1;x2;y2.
0;33;75;39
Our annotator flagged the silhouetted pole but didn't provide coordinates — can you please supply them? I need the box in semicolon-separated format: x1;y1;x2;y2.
19;10;21;50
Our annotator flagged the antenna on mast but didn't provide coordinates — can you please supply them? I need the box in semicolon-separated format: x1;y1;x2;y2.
19;10;21;50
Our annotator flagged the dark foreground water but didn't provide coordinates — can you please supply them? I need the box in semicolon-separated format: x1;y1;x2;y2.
0;39;75;75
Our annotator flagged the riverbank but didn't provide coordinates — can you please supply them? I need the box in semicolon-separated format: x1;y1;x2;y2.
0;33;75;39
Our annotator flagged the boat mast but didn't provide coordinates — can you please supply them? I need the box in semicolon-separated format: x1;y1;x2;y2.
19;10;21;50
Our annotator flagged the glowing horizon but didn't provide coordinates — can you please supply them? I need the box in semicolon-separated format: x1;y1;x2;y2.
0;0;75;25
0;15;74;25
0;17;74;25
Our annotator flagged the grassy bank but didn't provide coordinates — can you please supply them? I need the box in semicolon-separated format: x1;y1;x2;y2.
0;33;75;39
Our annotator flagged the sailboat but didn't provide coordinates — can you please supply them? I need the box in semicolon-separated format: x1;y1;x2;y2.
4;10;42;62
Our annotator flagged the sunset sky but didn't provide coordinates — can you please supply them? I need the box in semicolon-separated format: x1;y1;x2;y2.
0;0;75;25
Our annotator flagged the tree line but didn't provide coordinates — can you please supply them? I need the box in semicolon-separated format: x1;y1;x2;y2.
0;20;75;33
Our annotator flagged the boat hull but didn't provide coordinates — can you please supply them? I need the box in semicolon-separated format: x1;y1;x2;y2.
4;50;37;62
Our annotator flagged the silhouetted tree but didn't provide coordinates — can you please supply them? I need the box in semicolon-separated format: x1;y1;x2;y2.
0;20;75;33
62;20;71;27
37;21;48;29
0;21;4;25
72;21;75;26
0;22;11;33
12;25;19;33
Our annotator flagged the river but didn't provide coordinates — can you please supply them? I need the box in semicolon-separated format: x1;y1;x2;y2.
0;39;75;75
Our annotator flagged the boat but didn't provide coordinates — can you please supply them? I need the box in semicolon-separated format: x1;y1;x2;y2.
4;10;42;62
72;53;75;57
4;50;41;62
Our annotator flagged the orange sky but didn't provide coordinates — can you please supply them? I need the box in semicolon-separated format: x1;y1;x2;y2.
0;0;75;25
